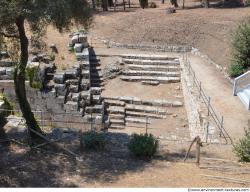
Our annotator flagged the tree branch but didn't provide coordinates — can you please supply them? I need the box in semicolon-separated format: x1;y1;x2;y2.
0;31;19;38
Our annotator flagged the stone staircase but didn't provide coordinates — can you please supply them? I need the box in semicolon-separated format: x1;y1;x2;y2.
120;54;181;85
103;96;183;129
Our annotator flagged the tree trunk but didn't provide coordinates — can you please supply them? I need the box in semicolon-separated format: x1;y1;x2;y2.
15;16;42;141
102;0;108;11
108;0;114;7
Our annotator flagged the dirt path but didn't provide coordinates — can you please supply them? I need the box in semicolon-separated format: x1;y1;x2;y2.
188;54;250;141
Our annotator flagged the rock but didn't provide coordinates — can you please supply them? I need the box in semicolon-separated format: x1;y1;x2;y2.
90;87;102;95
74;43;83;53
71;35;79;45
0;68;6;75
55;83;67;96
172;114;178;118
54;72;65;84
64;69;79;79
166;8;176;14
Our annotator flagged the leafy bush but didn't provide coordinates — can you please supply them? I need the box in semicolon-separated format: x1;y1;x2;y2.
26;66;43;89
228;63;245;77
81;131;106;150
234;122;250;162
148;2;157;8
230;18;250;77
128;133;158;159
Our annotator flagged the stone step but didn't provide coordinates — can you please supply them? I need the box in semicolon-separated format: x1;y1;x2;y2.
125;117;150;124
91;72;103;78
64;101;79;112
92;95;102;104
109;124;125;129
125;104;166;114
104;99;125;106
120;76;180;83
109;113;125;120
0;60;15;67
85;104;104;113
126;111;167;119
121;54;178;61
123;58;179;66
90;66;102;71
122;70;180;77
91;82;105;87
141;80;160;86
107;106;125;114
128;64;180;72
110;119;125;125
90;77;104;82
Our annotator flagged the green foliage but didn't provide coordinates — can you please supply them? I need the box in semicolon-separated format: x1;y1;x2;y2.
230;18;250;77
50;53;56;61
139;0;149;8
0;93;13;122
81;131;106;150
128;133;158;159
234;122;250;162
228;63;245;77
148;2;157;8
26;66;43;89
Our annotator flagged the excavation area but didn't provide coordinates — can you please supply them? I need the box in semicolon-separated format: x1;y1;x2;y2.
97;50;189;141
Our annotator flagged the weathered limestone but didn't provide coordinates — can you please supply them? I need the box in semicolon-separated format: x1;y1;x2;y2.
107;106;125;114
121;54;179;61
120;76;180;83
54;72;65;84
141;80;160;86
123;70;180;77
128;64;180;72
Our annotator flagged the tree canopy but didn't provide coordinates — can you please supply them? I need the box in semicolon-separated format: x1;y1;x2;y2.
0;0;92;141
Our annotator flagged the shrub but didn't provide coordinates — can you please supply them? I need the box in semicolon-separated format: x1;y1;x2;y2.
234;122;250;162
228;63;245;77
128;133;158;159
26;66;43;89
148;2;157;8
81;131;106;150
230;18;250;77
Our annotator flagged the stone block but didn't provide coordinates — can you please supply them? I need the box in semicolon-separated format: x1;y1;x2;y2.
71;35;79;45
54;72;65;84
0;68;6;75
81;70;90;79
55;83;67;96
6;67;14;77
90;87;102;95
74;43;83;53
69;85;79;93
65;68;79;79
64;101;78;112
72;93;80;102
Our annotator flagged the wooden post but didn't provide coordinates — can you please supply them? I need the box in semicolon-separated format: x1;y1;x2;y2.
220;116;224;137
196;136;202;165
199;81;202;99
114;0;117;11
184;136;202;165
207;97;211;116
123;0;126;10
206;122;209;143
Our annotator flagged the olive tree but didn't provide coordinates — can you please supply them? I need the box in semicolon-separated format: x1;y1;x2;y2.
0;0;92;140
